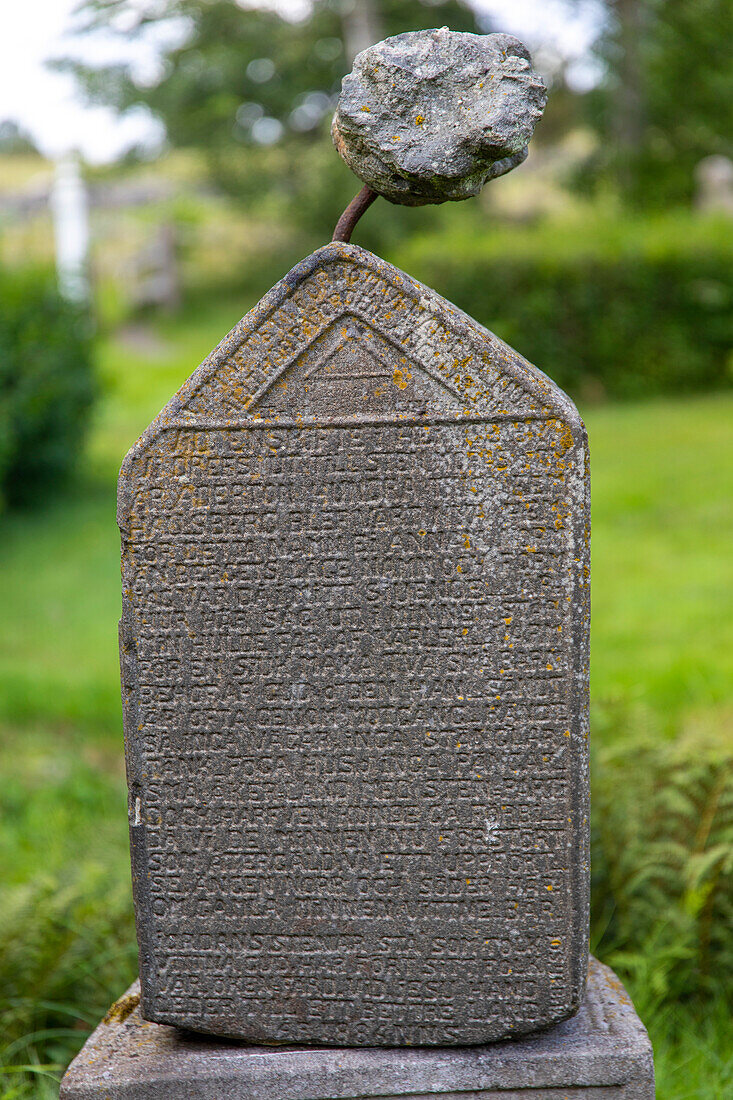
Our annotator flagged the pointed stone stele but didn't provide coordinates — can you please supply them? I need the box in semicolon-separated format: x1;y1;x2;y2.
61;958;654;1099
117;242;591;1046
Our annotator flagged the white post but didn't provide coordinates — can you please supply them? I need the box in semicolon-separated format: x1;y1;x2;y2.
50;153;91;304
339;0;383;63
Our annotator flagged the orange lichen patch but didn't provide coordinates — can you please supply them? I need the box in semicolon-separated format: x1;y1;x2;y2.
392;367;412;389
551;500;571;530
555;423;575;456
602;971;632;1005
103;991;141;1025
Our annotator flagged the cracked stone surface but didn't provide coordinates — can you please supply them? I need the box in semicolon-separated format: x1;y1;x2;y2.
332;28;547;205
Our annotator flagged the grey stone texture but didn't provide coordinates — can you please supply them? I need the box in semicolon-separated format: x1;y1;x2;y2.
332;29;546;205
118;242;590;1046
61;958;654;1099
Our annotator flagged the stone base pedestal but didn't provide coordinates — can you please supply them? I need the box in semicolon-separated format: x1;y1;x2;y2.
61;957;654;1099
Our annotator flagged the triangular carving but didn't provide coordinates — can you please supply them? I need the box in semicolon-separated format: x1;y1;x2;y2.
139;243;576;433
250;313;463;419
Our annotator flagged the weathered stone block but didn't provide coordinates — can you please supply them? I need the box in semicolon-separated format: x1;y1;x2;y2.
118;242;590;1045
60;958;654;1099
332;29;547;205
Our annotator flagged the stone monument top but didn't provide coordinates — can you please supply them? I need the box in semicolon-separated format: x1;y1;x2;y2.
332;28;547;205
331;27;546;239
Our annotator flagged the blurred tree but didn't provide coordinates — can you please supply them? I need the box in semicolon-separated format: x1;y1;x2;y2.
586;0;733;206
58;1;486;243
0;119;40;156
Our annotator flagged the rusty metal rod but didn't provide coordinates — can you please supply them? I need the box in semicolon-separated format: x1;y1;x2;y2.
332;185;379;243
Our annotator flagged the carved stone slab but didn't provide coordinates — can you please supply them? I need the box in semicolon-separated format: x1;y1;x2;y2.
61;959;655;1099
118;242;590;1045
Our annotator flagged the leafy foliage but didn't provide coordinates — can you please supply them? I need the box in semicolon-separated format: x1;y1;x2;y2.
591;722;733;1015
0;266;95;512
0;871;136;1099
0;728;135;1099
393;209;733;400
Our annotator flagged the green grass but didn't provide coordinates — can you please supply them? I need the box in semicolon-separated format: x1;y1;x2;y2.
1;306;731;1097
650;997;733;1100
589;394;733;726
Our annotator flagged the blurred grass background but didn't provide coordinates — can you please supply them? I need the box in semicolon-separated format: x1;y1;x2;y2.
0;0;732;1097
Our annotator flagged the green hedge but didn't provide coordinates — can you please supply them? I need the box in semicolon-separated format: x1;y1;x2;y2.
391;211;733;401
0;267;95;510
591;726;732;1013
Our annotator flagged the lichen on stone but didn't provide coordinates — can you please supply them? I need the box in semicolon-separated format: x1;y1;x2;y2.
332;27;547;206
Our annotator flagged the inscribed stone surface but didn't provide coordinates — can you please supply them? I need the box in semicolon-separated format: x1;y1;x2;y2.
61;958;655;1099
118;242;590;1045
